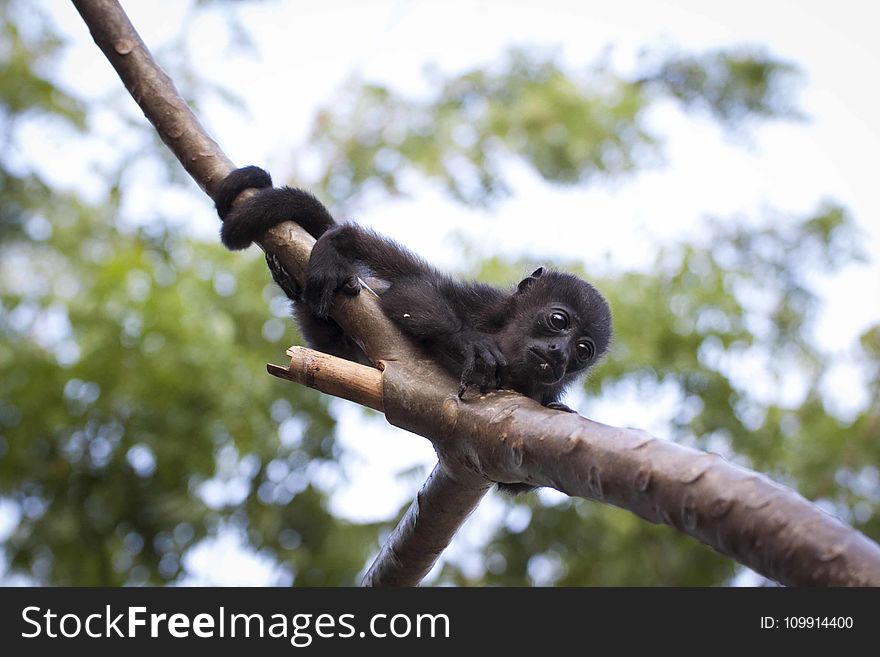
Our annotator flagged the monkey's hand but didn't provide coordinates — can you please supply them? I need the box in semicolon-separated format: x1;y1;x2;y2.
451;329;508;398
546;401;577;413
304;243;361;318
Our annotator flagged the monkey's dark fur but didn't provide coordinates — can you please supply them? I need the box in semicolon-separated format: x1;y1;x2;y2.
215;166;612;493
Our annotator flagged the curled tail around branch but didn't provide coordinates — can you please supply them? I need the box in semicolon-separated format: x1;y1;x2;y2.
213;165;336;250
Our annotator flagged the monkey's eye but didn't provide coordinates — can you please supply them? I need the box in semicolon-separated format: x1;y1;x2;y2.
548;311;569;330
576;339;596;361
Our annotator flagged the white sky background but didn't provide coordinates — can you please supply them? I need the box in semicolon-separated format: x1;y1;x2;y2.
6;0;878;585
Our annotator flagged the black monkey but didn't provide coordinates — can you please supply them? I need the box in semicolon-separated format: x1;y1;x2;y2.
215;166;612;492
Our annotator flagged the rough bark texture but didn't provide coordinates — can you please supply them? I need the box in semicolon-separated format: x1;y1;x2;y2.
380;361;880;586
361;463;491;587
74;0;880;587
72;0;232;196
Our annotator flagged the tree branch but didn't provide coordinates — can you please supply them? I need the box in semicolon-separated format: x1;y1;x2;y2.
71;0;232;196
362;463;491;587
75;0;880;587
271;348;880;585
73;0;481;587
268;346;384;412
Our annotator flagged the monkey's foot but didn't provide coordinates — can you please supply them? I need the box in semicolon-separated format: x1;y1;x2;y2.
265;252;302;301
304;269;362;317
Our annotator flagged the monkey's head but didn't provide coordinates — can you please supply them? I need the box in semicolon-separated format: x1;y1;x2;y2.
497;267;612;395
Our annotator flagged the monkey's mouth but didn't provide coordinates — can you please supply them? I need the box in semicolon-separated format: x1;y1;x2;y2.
528;348;564;384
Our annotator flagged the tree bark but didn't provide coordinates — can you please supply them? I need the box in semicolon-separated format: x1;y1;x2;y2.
74;0;880;587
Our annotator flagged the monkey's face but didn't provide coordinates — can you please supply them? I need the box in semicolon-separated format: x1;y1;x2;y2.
497;269;611;398
498;303;598;389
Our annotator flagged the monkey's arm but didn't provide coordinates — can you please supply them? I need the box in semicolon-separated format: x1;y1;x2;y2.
307;224;509;395
388;294;511;397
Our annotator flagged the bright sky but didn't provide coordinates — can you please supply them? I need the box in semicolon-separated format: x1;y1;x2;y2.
9;0;877;584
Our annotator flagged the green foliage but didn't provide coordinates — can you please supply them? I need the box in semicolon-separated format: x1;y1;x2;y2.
0;194;384;583
308;47;800;209
462;503;735;587
0;0;85;129
645;49;803;126
0;0;382;585
1;2;876;586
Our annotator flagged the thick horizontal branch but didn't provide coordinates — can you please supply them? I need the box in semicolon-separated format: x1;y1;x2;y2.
427;395;880;587
283;348;880;586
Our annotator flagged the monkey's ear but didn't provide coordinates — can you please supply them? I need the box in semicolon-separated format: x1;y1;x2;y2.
516;266;545;293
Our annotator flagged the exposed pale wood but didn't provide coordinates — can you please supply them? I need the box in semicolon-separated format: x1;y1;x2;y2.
268;346;384;412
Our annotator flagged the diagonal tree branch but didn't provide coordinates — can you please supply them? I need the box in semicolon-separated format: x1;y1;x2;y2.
362;462;491;587
72;0;483;587
74;0;880;587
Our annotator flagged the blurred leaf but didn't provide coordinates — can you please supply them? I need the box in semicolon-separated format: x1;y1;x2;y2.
308;47;800;210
